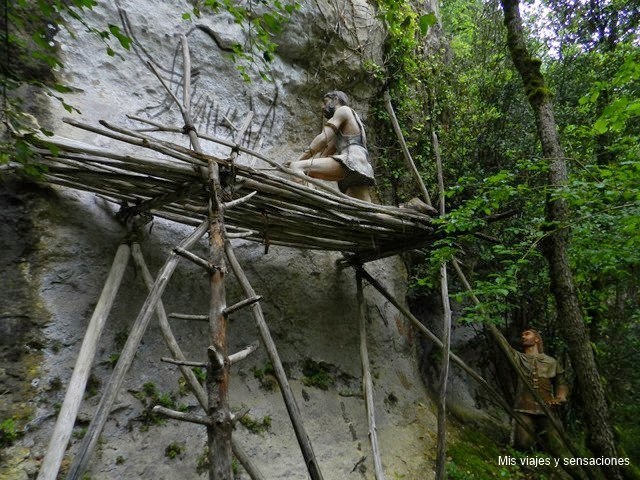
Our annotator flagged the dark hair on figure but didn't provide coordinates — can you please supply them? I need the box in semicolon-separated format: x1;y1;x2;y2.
324;91;349;106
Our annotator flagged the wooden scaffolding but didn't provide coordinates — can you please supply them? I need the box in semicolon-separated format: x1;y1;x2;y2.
21;35;438;480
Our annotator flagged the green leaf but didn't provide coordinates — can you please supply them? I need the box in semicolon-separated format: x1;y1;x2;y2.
593;117;608;135
419;13;437;35
262;13;282;33
182;12;191;20
108;24;132;50
53;83;73;94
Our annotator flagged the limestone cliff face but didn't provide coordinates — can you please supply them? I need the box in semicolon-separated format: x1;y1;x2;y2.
1;1;442;478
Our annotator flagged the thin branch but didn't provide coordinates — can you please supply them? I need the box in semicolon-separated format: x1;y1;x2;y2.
229;342;259;364
224;296;262;317
174;247;213;272
152;406;212;426
161;357;207;368
383;90;432;206
169;313;208;322
224;191;257;210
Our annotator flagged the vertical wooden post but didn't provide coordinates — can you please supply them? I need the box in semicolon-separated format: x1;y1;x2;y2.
205;176;232;480
435;261;452;480
176;33;233;479
356;272;386;480
37;244;130;480
432;126;452;480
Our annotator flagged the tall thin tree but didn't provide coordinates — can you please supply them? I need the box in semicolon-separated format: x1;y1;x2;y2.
499;1;623;479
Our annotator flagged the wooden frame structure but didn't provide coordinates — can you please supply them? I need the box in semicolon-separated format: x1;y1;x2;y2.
27;34;438;480
26;34;573;480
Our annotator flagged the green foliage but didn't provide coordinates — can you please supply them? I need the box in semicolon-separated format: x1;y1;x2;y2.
301;358;335;390
113;328;129;350
48;376;63;391
252;362;277;391
196;445;210;473
2;0;132;178
142;381;157;397
164;442;184;460
108;353;120;368
72;426;88;439
0;418;19;447
84;373;101;398
446;427;550;479
4;0;131;83
421;0;640;469
192;367;206;385
131;382;177;430
582;53;640;135
239;414;272;434
369;0;439;201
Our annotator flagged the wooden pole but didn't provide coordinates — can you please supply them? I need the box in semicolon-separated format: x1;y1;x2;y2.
432;126;452;480
224;240;325;480
37;244;130;480
383;90;432;206
435;260;452;480
153;34;234;479
356;272;386;480
130;243;264;480
67;221;208;480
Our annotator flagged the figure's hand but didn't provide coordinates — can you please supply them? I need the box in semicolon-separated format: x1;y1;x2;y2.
298;148;313;161
548;396;567;406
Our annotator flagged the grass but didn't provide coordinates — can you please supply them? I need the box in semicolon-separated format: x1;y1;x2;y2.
301;358;335;390
239;415;272;434
165;442;184;460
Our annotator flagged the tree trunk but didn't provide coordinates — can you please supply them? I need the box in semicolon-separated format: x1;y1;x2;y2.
500;2;622;479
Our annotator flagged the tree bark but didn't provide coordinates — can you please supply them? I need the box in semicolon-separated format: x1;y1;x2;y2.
500;2;622;479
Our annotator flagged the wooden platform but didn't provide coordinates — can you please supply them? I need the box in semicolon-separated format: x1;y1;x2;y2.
28;117;436;262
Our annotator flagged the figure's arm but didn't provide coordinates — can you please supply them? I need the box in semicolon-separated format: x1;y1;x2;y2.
298;124;337;160
553;372;569;404
298;106;350;160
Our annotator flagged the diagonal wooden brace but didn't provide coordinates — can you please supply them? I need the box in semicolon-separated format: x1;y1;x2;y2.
223;295;262;317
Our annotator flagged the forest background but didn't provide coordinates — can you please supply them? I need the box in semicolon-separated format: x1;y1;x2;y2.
1;0;639;478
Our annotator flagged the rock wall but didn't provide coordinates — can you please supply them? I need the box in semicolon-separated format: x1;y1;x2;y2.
1;0;444;478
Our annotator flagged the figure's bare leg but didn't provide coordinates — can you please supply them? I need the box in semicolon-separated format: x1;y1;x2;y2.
288;157;346;181
287;158;372;202
346;185;372;203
